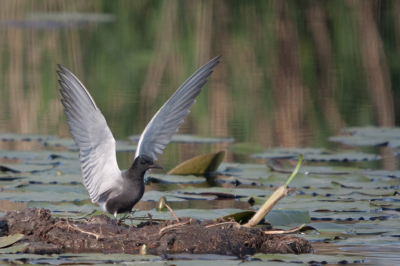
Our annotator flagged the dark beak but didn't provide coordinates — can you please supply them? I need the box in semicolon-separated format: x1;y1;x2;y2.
149;164;164;170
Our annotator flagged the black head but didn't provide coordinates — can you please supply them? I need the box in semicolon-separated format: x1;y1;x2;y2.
133;155;164;172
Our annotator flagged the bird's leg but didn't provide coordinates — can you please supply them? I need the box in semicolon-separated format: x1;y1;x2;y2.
129;210;137;231
114;213;122;234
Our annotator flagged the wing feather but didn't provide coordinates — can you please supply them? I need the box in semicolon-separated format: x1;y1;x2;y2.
57;65;122;203
135;55;221;160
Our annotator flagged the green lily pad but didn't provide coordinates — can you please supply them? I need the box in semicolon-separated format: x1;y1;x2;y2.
265;210;311;226
330;127;400;148
269;160;361;175
180;187;274;198
329;135;388;146
301;152;381;162
217;210;256;223
45;139;137;152
149;174;206;184
0;150;78;161
0;184;89;202
0;234;24;248
0;163;53;173
249;253;364;264
252;148;327;159
0;243;29;254
27;200;98;213
0;133;58;142
130;134;234;143
168;151;225;175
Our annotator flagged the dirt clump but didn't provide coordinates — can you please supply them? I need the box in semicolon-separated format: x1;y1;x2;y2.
1;208;313;256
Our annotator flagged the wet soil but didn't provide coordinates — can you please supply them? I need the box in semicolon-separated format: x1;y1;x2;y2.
1;208;313;256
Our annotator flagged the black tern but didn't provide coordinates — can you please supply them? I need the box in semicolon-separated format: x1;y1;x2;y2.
57;55;221;219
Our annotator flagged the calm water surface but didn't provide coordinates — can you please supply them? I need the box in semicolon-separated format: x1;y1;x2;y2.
1;1;400;265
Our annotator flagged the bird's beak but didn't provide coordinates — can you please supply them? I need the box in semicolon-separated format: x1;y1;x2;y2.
149;164;164;170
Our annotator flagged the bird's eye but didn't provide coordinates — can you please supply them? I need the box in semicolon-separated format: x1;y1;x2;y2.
142;160;146;164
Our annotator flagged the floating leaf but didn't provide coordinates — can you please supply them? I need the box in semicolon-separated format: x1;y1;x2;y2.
45;138;137;152
301;152;381;162
0;234;24;248
0;184;89;202
252;147;327;159
130;134;234;143
329;135;388;146
150;174;206;184
167;151;225;175
0;243;29;254
249;253;365;264
0;133;58;142
217;210;256;223
265;210;311;226
268;160;361;175
330;127;400;148
0;163;53;173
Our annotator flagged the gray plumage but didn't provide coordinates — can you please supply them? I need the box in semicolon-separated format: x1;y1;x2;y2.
57;55;221;216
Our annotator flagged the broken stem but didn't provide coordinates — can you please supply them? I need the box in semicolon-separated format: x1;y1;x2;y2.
243;154;304;228
163;202;180;222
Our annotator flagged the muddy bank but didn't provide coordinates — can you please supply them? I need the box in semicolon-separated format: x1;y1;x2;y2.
0;208;313;256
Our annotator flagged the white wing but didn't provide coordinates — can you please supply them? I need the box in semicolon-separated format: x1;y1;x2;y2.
57;65;122;203
135;55;221;160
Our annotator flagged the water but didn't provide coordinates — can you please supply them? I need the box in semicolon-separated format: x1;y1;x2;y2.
1;1;400;264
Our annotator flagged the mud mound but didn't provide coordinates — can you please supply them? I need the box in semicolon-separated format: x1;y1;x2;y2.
1;208;313;256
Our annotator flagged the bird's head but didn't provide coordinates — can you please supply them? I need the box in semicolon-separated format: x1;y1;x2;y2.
133;155;164;173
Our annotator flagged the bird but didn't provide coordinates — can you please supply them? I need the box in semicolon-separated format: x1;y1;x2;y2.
56;55;221;221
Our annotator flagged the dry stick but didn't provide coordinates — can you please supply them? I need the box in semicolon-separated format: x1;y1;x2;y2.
158;221;189;234
243;154;304;228
163;202;180;222
205;222;240;229
63;220;103;240
264;224;305;235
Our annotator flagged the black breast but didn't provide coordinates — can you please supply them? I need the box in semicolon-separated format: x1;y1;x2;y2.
105;179;145;215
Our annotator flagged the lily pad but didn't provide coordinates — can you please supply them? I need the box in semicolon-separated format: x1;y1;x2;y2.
252;147;327;159
130;134;234;143
0;243;29;254
0;234;24;248
0;163;53;173
180;187;274;198
149;174;206;184
0;184;89;202
329;135;388;146
217;210;256;223
330;127;400;148
44;138;137;152
27;201;98;213
0;133;58;142
167;151;225;175
249;253;365;264
301;152;381;162
265;210;311;226
268;160;361;175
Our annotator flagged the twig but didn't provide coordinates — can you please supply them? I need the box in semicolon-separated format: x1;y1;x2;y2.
158;221;189;234
62;220;103;240
163;203;180;222
264;225;304;235
205;222;240;229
